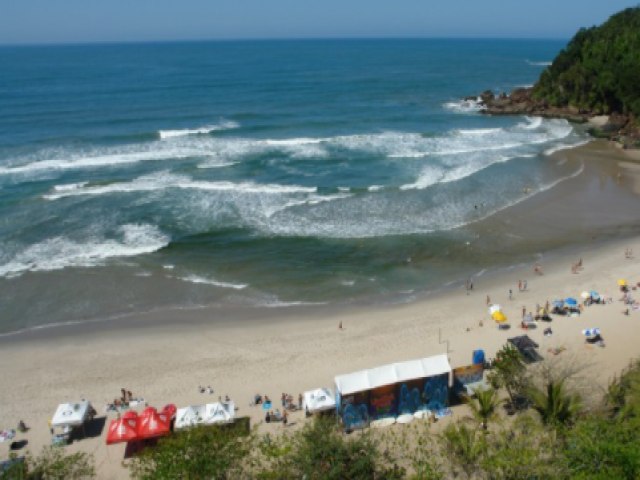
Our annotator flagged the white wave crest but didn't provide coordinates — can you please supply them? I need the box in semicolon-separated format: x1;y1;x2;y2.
456;128;503;136
158;120;239;139
0;224;169;278
44;172;317;200
177;274;247;290
526;60;552;66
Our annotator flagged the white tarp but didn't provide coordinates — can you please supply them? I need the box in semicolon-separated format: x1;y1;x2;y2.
175;405;206;430
205;402;234;424
303;388;336;413
51;400;91;428
334;354;452;396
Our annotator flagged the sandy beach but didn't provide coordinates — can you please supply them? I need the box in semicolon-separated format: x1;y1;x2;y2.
1;140;640;478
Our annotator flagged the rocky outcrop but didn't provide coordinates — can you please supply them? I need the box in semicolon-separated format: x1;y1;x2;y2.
472;87;640;148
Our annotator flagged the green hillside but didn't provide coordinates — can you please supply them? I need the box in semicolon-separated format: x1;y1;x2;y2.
533;6;640;117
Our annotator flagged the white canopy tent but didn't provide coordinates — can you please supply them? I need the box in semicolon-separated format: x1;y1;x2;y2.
205;402;234;424
51;400;93;428
334;354;452;396
175;405;206;430
303;388;336;414
176;402;235;429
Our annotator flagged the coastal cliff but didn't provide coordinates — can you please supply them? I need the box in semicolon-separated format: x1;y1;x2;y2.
473;7;640;148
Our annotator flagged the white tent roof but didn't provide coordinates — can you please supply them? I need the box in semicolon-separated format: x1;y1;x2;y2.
303;388;336;413
334;354;452;396
175;405;206;430
204;402;234;424
51;400;91;428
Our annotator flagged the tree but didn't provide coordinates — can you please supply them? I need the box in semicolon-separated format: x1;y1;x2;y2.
439;422;487;479
466;388;501;431
128;422;253;480
22;447;95;480
487;344;529;411
481;415;566;480
528;379;581;428
255;416;404;480
533;7;640;117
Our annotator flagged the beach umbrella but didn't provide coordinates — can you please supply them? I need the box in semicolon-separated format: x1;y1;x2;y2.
552;300;564;308
137;407;170;439
590;291;600;300
106;416;138;445
582;328;601;337
565;298;578;306
489;304;502;315
580;291;590;299
492;311;507;323
618;279;627;286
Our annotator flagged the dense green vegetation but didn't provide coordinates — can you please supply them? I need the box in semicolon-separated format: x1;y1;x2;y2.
533;7;640;116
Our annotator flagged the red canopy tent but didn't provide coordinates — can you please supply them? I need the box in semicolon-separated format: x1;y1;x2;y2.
106;414;139;445
162;404;177;419
137;407;170;439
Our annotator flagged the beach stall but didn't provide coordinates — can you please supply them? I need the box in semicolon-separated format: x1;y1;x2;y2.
137;407;171;440
106;413;138;445
204;402;234;425
508;335;543;363
334;354;452;431
50;400;95;443
303;388;336;416
175;405;206;430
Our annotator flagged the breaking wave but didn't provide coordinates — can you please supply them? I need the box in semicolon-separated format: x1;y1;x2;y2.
158;120;239;139
0;224;169;278
177;274;248;290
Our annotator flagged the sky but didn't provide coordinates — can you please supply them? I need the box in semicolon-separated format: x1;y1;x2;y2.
0;0;638;45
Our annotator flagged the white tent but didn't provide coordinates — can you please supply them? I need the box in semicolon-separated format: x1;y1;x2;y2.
334;354;452;396
204;402;234;424
303;388;336;414
51;400;92;428
175;405;206;430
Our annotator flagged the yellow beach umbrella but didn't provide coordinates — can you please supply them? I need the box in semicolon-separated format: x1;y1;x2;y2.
492;311;507;323
618;279;627;286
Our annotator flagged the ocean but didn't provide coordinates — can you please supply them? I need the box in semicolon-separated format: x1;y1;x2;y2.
0;39;592;334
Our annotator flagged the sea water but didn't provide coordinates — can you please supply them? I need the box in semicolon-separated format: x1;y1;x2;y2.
0;39;590;333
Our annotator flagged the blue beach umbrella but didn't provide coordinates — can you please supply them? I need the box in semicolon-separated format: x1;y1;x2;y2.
552;300;564;308
565;297;578;306
590;291;599;299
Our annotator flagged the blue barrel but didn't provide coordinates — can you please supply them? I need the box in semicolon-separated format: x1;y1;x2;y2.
472;349;485;365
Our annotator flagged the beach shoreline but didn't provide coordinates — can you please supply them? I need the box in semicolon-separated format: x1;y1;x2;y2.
1;139;640;479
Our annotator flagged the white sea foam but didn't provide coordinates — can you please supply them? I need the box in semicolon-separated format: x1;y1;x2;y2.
158;120;239;139
456;128;503;136
53;181;88;192
177;274;247;290
518;116;543;130
526;60;552;66
443;97;485;114
44;171;317;200
0;224;169;278
368;185;383;192
544;139;590;156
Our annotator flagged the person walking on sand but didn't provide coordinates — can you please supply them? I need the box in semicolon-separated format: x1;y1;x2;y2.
534;263;543;275
338;321;343;330
518;280;522;292
486;295;491;306
522;306;526;319
509;289;513;300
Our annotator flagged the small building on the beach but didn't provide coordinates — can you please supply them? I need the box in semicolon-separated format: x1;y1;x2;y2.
334;354;452;430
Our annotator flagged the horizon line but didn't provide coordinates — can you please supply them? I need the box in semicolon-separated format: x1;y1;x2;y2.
0;35;570;48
